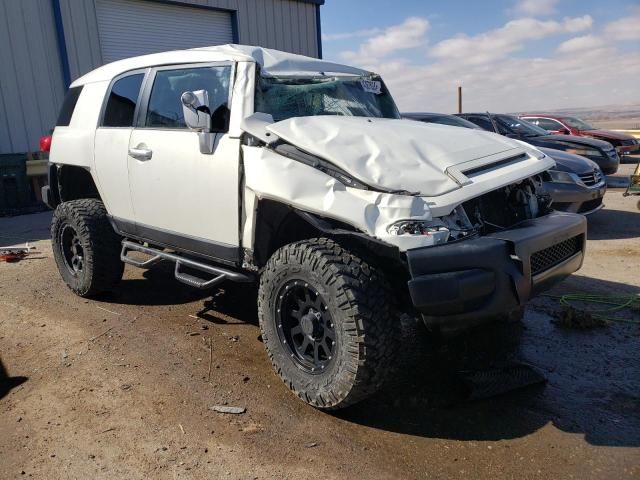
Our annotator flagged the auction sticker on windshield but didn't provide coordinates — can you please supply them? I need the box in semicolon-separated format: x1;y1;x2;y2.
360;79;382;94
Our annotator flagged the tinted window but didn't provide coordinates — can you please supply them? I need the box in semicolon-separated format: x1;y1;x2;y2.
465;116;496;132
145;66;231;130
102;74;144;127
56;86;83;126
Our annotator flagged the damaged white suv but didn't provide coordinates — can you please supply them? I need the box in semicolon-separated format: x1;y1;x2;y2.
43;45;586;409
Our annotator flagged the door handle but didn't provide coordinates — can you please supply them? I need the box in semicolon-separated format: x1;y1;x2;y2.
128;145;153;160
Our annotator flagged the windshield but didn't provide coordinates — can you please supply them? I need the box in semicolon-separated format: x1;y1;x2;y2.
561;116;595;130
255;75;400;122
496;115;550;137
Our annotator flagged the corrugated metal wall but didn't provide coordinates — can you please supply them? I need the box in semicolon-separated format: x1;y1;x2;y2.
0;0;320;154
0;0;66;154
59;0;320;82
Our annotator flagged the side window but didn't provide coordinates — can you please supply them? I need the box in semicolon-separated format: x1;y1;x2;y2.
56;86;83;126
536;118;563;131
145;66;231;131
102;73;144;127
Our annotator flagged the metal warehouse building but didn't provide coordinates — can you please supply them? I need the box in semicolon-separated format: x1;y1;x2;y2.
0;0;323;155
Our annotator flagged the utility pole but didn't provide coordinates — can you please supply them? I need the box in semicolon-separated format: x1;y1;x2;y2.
457;86;462;114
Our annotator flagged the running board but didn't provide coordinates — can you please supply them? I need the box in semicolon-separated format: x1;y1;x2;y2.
120;240;252;289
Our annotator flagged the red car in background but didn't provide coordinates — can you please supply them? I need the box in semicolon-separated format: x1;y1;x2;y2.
521;114;639;156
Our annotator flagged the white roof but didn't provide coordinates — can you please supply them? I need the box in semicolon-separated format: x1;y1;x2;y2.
71;44;371;86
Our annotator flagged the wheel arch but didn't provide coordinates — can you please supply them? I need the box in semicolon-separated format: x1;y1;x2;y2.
251;199;406;281
49;164;102;205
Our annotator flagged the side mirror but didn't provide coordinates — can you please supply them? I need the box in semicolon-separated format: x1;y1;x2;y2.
181;90;217;155
181;90;211;132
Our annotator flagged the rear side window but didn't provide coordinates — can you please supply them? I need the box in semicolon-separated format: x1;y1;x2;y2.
102;73;145;127
56;86;83;126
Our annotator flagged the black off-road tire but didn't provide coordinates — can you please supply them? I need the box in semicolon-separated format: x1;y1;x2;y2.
258;238;399;409
51;199;124;297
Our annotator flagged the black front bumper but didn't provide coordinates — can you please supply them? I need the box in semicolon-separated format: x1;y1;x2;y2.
406;212;586;334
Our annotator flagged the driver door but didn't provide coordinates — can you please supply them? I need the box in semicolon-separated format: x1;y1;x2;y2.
127;63;240;264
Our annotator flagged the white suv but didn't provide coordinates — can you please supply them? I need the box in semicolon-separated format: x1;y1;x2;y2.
43;45;586;409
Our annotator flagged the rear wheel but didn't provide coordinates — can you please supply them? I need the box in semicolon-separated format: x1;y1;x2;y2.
258;238;399;409
51;199;124;297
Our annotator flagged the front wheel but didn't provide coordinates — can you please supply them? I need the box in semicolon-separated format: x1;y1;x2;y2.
258;238;399;409
51;199;124;297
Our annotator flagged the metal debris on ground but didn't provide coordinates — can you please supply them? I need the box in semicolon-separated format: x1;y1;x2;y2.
0;243;35;262
209;405;246;414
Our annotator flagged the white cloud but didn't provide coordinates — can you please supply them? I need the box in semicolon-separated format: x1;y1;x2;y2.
603;11;640;41
322;28;382;42
512;0;559;17
340;17;429;63
429;16;593;64
330;14;640;113
557;35;606;54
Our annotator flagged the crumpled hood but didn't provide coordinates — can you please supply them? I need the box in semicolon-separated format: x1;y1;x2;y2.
265;116;531;196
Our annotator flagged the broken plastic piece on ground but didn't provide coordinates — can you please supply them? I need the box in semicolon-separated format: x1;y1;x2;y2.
458;362;547;400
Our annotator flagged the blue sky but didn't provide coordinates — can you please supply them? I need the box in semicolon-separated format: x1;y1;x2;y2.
320;0;640;112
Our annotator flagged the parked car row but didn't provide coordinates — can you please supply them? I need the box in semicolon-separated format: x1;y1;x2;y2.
403;112;610;215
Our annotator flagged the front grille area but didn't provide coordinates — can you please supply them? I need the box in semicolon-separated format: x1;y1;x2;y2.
530;235;582;276
578;169;603;186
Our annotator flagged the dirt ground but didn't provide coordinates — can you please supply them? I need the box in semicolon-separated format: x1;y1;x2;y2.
1;164;639;479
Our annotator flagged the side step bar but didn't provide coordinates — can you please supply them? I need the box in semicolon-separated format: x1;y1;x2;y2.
120;240;252;289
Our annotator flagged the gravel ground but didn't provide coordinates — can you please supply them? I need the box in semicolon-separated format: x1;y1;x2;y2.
1;164;639;479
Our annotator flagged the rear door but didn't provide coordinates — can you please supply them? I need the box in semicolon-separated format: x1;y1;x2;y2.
94;71;146;223
127;63;240;264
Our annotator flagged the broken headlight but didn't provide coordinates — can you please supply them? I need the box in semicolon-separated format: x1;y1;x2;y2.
386;221;451;245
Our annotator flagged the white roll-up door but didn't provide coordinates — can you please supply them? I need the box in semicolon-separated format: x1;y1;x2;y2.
95;0;234;63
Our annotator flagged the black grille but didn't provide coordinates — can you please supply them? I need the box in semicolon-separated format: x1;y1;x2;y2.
578;169;603;186
578;197;603;213
530;235;581;276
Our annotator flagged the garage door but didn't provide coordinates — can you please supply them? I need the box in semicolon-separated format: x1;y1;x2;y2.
95;0;234;63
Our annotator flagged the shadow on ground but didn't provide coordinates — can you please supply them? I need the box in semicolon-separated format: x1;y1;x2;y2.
0;211;52;246
104;262;260;324
338;274;639;448
98;263;640;449
0;358;27;400
587;208;640;240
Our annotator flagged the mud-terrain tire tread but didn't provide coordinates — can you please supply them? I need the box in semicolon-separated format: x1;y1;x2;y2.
258;238;399;410
51;199;123;297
